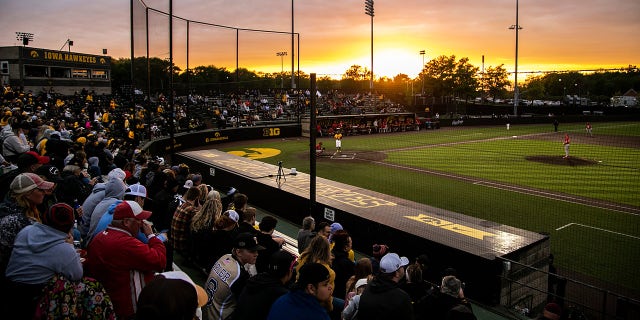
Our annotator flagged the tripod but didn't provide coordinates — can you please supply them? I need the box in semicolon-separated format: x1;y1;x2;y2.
275;161;286;187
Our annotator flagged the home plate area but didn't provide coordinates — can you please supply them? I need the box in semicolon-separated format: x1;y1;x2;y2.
331;152;356;159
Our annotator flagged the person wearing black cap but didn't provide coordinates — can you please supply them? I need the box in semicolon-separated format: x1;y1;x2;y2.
267;262;332;320
235;250;296;320
203;232;265;320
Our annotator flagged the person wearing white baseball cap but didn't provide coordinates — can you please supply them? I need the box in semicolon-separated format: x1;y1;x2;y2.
357;252;414;320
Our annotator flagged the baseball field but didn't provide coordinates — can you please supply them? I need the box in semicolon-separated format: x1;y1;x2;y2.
219;121;640;296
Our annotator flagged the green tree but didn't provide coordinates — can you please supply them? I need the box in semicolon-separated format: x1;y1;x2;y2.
482;64;510;100
422;55;478;101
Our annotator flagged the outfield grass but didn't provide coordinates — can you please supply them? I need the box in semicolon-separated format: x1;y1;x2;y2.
219;122;640;292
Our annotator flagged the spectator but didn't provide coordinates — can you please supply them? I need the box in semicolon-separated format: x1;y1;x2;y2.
342;278;368;320
86;177;128;243
202;232;265;320
235;250;296;320
90;183;154;244
331;230;355;298
229;192;248;218
0;150;50;199
414;275;477;320
237;205;259;236
297;216;315;254
267;262;332;320
0;173;54;283
371;243;388;274
56;157;94;206
79;168;125;238
85;200;166;319
296;234;339;316
136;271;208;320
255;215;285;273
5;203;81;319
3;120;31;163
358;252;414;320
190;190;223;269
316;221;331;239
344;257;374;304
200;214;239;271
170;186;201;258
400;264;429;303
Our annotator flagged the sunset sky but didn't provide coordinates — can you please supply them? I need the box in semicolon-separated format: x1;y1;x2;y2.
1;0;638;80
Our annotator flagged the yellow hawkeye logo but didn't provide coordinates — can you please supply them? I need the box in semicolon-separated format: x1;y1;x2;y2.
228;148;281;159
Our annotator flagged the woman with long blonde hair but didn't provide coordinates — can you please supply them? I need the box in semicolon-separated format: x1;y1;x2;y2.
296;234;343;315
190;189;222;233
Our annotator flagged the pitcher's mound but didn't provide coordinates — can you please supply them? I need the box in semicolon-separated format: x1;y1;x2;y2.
526;155;598;166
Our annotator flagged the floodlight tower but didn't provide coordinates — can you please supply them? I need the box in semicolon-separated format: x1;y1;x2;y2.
365;0;374;107
419;50;426;95
15;32;34;46
509;0;523;116
276;51;287;88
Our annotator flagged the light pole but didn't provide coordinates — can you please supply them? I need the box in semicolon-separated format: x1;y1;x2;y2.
365;0;374;108
509;0;522;116
419;50;425;95
291;0;295;88
276;51;287;88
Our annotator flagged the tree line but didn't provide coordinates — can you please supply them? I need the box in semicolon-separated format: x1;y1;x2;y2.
110;56;639;109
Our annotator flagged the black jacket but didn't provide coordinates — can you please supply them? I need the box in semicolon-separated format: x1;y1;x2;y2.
414;290;477;320
331;249;354;298
358;275;414;320
234;272;289;320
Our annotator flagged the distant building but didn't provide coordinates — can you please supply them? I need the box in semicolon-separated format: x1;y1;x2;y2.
0;46;111;95
610;89;638;107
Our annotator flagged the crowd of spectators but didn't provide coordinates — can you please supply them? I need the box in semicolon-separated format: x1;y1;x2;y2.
0;84;558;320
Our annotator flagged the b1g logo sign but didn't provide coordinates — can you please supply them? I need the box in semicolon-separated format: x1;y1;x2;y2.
263;127;280;137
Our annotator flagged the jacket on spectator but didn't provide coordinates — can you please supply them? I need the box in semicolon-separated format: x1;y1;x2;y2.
2;131;30;162
6;222;82;284
86;226;166;319
234;271;289;320
0;199;34;278
56;169;91;206
87;179;126;242
80;182;106;237
414;290;477;320
266;289;330;320
358;275;414;320
331;248;355;298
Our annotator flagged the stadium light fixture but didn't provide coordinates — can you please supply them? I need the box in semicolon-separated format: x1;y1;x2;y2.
277;51;287;88
365;0;374;108
15;32;34;46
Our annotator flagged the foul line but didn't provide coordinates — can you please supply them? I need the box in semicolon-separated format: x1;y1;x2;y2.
556;223;640;240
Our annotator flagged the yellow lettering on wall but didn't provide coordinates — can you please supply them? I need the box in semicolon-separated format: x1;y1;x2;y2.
405;213;496;240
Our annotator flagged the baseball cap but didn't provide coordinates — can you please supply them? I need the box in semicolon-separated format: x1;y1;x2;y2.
113;200;152;220
17;151;50;168
355;278;368;289
267;250;297;278
225;210;240;222
233;232;265;251
183;180;193;189
159;271;208;307
10;173;55;194
125;183;147;198
379;252;409;274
